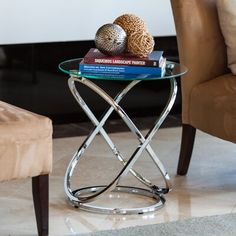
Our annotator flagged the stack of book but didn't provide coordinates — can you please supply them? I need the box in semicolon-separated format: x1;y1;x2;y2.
79;48;166;77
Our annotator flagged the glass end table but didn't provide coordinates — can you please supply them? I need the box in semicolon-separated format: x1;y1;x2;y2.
59;58;187;215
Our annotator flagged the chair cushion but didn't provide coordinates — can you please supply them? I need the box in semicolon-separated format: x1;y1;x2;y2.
217;0;236;75
190;73;236;143
0;101;52;182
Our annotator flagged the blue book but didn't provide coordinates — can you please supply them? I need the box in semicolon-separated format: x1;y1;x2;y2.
79;60;166;76
78;72;164;80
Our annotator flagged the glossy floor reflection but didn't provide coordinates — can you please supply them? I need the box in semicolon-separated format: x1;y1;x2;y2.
0;127;236;235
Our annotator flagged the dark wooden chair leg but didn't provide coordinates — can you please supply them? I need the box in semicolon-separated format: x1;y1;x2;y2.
32;174;49;236
177;124;196;175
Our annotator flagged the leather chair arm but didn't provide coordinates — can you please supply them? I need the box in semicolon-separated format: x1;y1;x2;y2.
171;0;229;123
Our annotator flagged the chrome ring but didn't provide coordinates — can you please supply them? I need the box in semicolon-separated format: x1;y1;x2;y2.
70;185;165;215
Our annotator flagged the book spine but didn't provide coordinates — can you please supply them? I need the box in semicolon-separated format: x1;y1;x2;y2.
83;57;163;67
79;72;165;80
79;64;164;75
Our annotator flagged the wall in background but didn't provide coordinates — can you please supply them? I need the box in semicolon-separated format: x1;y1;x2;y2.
0;0;179;123
0;0;175;45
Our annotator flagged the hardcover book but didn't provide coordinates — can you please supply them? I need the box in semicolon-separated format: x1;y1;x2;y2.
79;59;166;76
84;48;165;67
78;72;162;80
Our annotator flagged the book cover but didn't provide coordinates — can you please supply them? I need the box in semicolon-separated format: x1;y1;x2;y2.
79;59;166;76
78;72;163;80
84;48;165;67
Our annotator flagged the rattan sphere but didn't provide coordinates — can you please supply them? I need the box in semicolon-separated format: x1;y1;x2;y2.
127;31;155;58
95;23;127;55
113;14;147;36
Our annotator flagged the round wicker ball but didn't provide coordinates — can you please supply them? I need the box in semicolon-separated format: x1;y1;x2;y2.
95;23;127;56
113;14;147;36
127;31;155;58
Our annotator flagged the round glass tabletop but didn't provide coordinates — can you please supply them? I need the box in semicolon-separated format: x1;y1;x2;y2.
59;58;187;81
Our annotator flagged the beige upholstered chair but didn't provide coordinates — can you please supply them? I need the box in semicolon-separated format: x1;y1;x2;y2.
0;101;52;235
171;0;236;175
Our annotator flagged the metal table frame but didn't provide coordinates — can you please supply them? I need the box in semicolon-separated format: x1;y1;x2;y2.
64;75;177;215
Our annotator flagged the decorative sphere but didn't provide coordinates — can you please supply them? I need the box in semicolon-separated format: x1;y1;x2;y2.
113;14;147;36
95;23;127;56
127;31;155;58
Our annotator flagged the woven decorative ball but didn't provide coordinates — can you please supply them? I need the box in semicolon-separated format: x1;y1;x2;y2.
113;14;147;36
95;23;127;56
127;31;155;58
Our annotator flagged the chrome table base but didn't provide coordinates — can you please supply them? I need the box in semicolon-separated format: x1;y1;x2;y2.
64;76;177;215
71;185;165;214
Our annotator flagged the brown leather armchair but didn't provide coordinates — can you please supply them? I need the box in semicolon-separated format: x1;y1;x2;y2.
170;0;236;175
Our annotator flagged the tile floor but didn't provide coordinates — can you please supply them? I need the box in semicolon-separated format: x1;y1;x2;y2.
0;121;236;235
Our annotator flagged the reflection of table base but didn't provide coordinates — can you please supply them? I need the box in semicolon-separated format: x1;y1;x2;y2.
64;76;177;215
